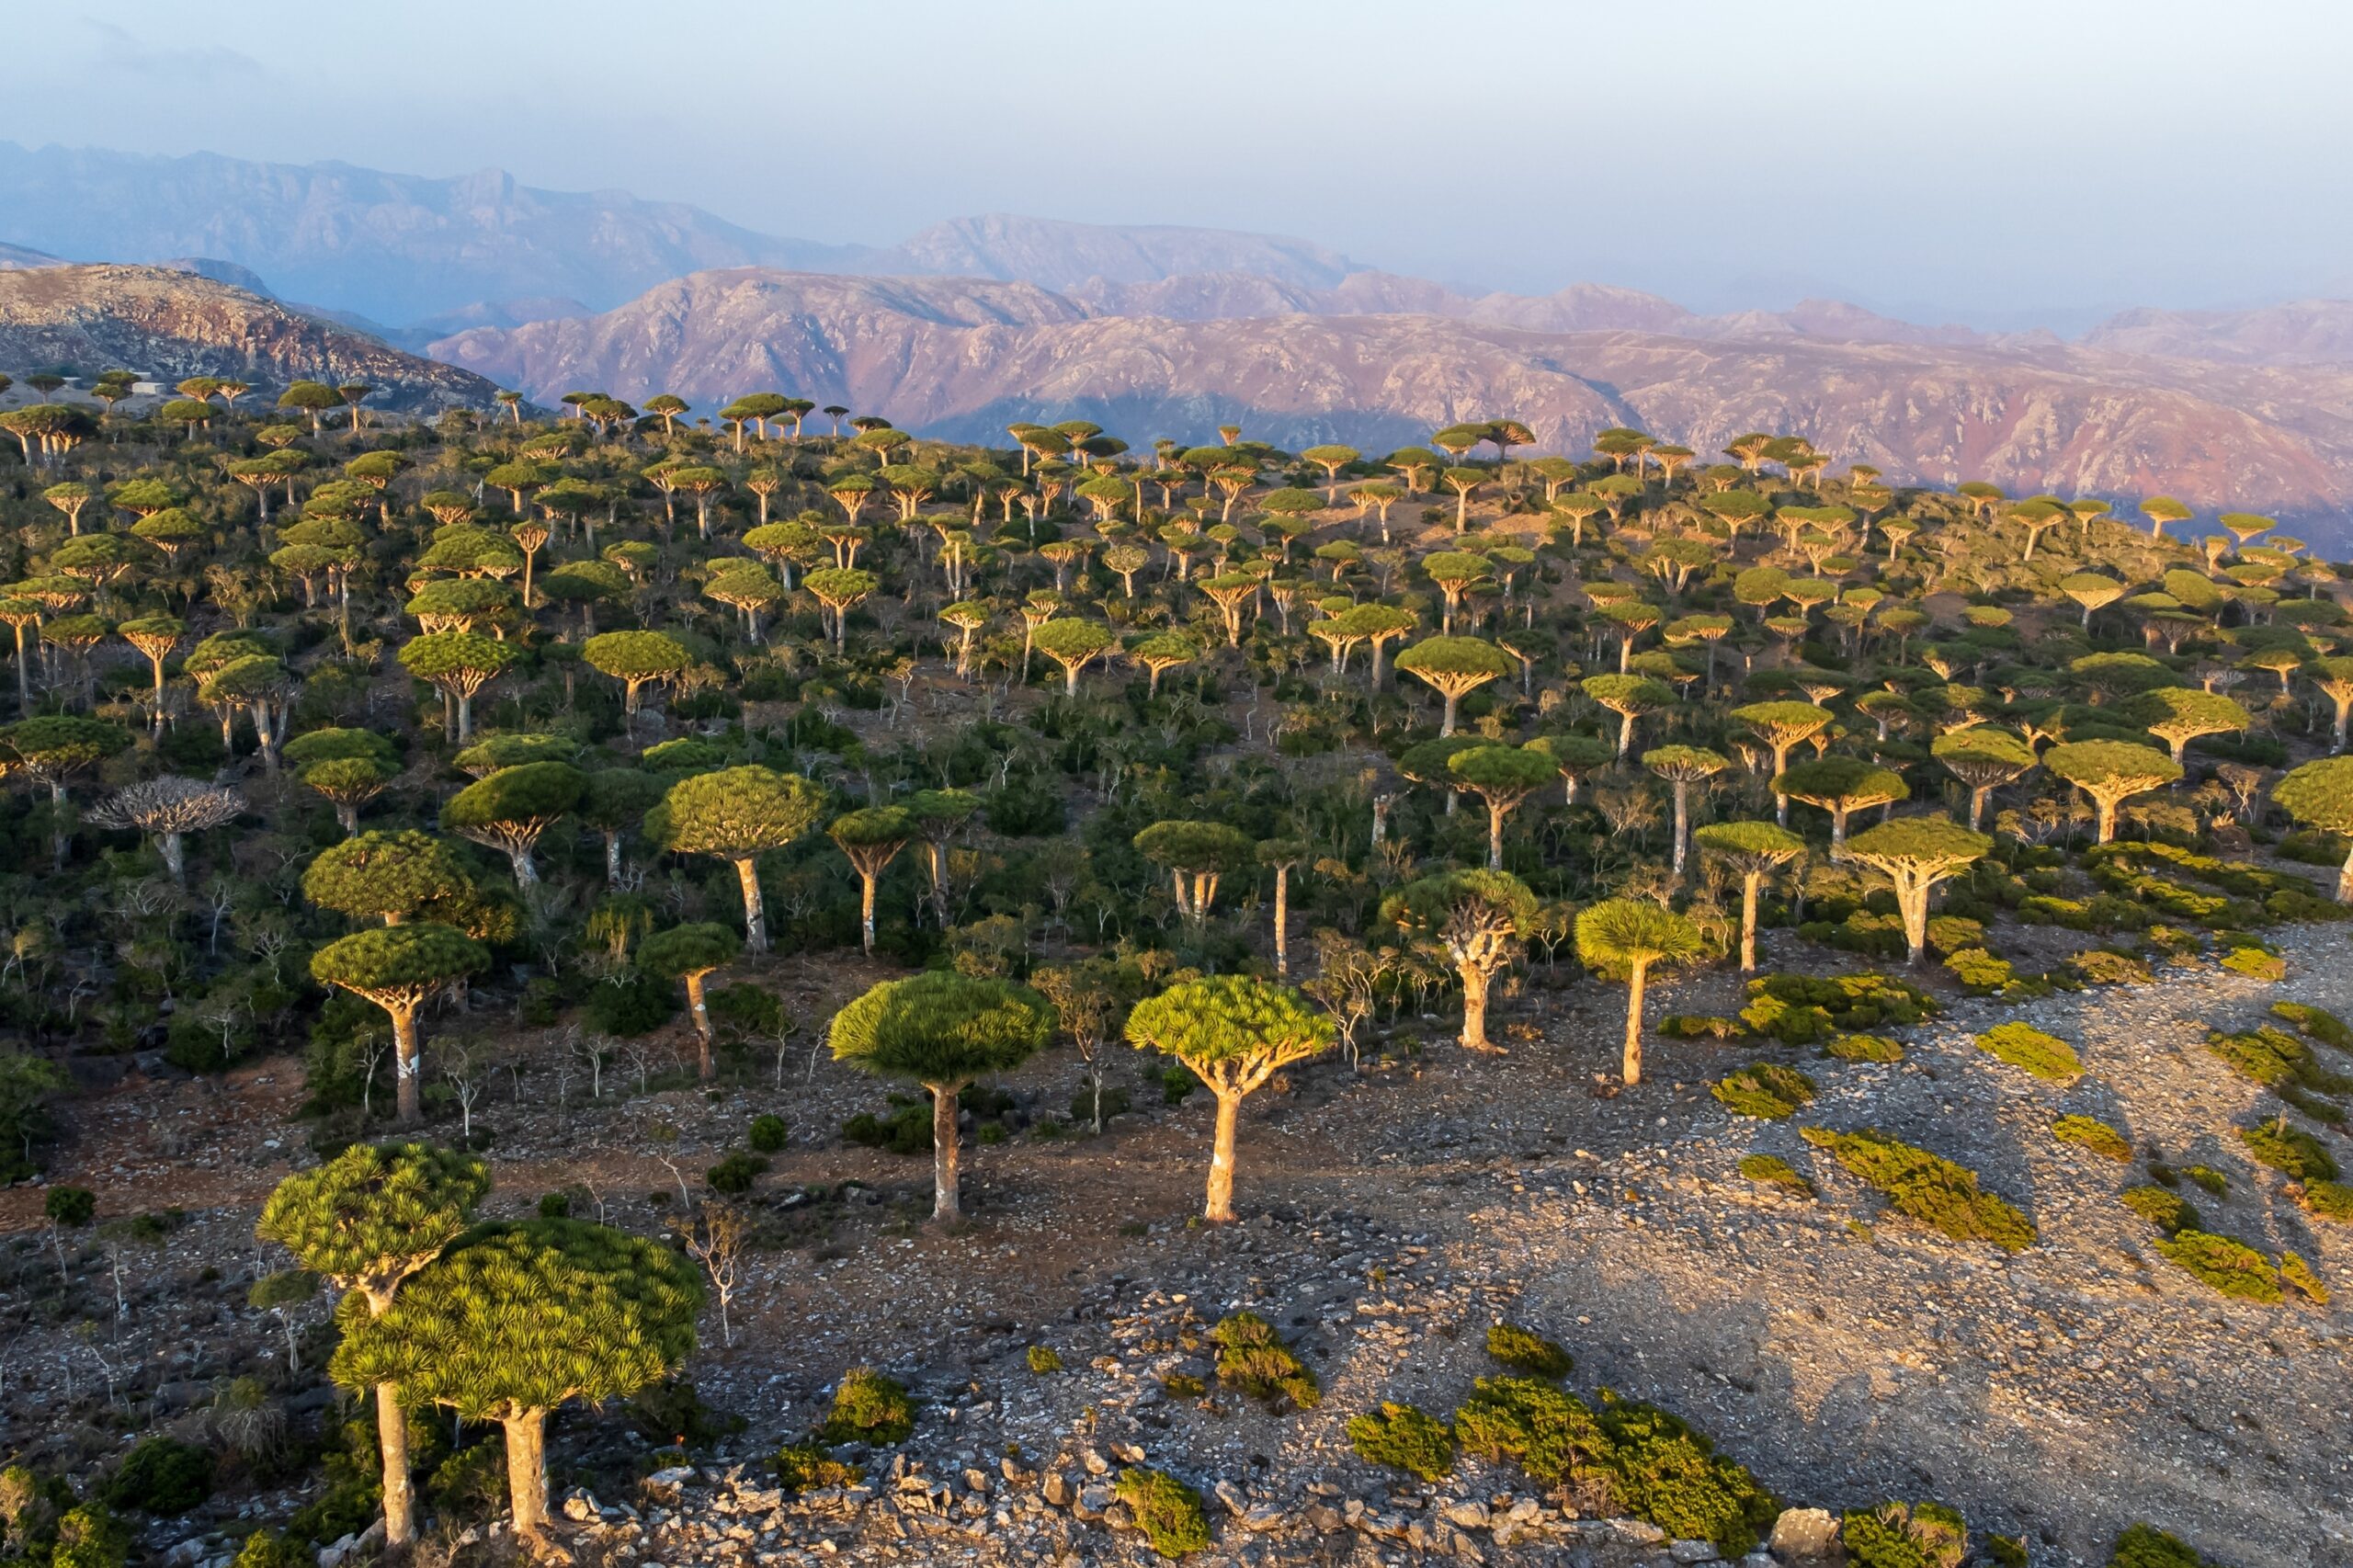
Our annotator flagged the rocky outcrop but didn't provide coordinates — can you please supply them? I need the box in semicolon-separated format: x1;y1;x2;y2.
0;265;508;412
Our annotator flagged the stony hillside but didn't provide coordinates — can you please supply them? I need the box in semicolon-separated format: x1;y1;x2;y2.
871;213;1360;291
0;264;506;412
2082;300;2353;367
431;267;2353;523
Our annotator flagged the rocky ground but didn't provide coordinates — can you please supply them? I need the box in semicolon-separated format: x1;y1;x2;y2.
5;917;2350;1568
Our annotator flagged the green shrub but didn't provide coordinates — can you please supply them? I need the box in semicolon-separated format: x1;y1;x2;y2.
424;1437;506;1521
1451;1380;1775;1555
1161;1373;1206;1399
51;1505;129;1568
1452;1376;1603;1485
583;967;679;1036
1824;1033;1904;1062
42;1187;96;1226
1801;1128;2037;1251
2206;1027;2349;1096
537;1192;571;1219
2184;1164;2229;1196
1740;972;1933;1044
842;1096;933;1155
2071;949;2154;987
2154;1230;2281;1301
1485;1322;1573;1380
2120;1185;2199;1234
1026;1345;1063;1374
2108;1522;2209;1567
232;1530;307;1568
1210;1312;1319;1410
2300;1179;2353;1221
2239;1119;2339;1181
748;1114;789;1153
2052;1115;2133;1163
1710;1062;1815;1119
1590;1392;1779;1557
1115;1467;1212;1558
1974;1022;2081;1082
1346;1403;1456;1481
706;1152;769;1194
2221;946;2286;981
1841;1500;1969;1568
99;1437;213;1515
775;1443;861;1494
1659;1015;1745;1040
1738;1153;1815;1198
814;1369;914;1446
708;982;784;1039
2272;999;2353;1050
1941;947;2015;994
1987;1535;2029;1568
2280;1249;2330;1305
624;1378;741;1448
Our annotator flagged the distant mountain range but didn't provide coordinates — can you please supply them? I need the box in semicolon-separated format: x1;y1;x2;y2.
426;268;2353;522
7;140;2353;536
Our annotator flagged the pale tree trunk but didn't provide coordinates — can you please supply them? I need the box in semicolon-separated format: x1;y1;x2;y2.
2337;843;2353;905
606;832;624;887
393;1006;423;1124
1271;866;1290;976
1622;961;1648;1085
1899;885;1929;966
377;1381;415;1548
1487;803;1506;870
931;1085;961;1221
1739;874;1761;973
501;1411;551;1541
1968;786;1990;833
735;858;769;952
859;873;878;956
1671;784;1689;874
2093;799;2117;845
157;832;186;882
687;971;713;1079
1459;965;1492;1051
1205;1089;1241;1222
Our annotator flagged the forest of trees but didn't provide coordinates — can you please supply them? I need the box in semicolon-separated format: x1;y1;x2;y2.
0;370;2347;1562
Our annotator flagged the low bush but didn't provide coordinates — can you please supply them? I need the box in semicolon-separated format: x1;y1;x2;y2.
1710;1062;1816;1119
2221;946;2287;981
1740;973;1934;1044
775;1444;861;1494
706;1152;768;1194
2070;949;2154;987
1824;1032;1904;1062
1450;1379;1776;1555
583;967;679;1036
1737;1153;1815;1198
1659;1015;1745;1040
1841;1500;1969;1568
2121;1184;2199;1234
2300;1179;2353;1221
1115;1467;1211;1559
2280;1250;2330;1305
1210;1312;1319;1410
747;1114;789;1153
1346;1402;1456;1481
232;1531;307;1568
1941;947;2015;994
2052;1114;2133;1163
2272;999;2353;1050
100;1437;213;1515
2239;1119;2339;1181
814;1369;914;1446
2109;1522;2211;1567
1974;1022;2081;1082
1801;1128;2036;1252
2152;1230;2281;1302
2205;1026;2349;1096
2183;1165;2229;1196
1026;1345;1063;1374
841;1096;933;1155
1485;1322;1574;1380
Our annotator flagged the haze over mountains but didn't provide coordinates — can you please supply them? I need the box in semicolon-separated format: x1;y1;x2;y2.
8;140;2353;534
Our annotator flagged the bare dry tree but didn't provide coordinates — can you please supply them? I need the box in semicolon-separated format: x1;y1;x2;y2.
88;777;243;882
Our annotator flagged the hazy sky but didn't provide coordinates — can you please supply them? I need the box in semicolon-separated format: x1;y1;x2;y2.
2;0;2346;329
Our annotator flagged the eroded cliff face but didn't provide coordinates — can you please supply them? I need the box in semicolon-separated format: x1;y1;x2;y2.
0;265;506;412
434;267;2353;524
